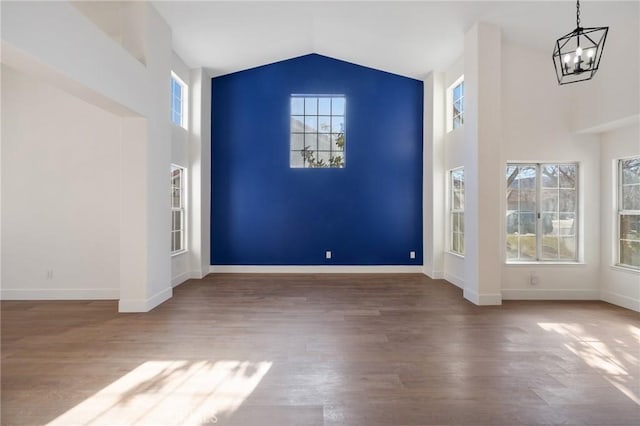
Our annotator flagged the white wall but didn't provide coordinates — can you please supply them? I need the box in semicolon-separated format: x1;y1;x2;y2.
1;1;175;311
170;52;190;287
1;65;120;299
443;55;465;288
599;122;640;311
500;41;602;300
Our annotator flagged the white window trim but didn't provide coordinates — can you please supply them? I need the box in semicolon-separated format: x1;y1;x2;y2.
171;165;187;256
505;162;580;264
616;156;640;270
171;71;189;130
448;167;464;256
446;75;464;133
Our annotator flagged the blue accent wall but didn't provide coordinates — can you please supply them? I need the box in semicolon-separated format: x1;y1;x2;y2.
211;54;423;265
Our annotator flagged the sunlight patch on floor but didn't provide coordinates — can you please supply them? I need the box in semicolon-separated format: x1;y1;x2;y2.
47;360;272;426
538;322;639;405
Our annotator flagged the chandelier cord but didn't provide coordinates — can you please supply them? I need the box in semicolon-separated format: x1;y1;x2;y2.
576;0;581;28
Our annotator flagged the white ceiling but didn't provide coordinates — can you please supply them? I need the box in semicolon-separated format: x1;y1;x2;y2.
153;1;639;79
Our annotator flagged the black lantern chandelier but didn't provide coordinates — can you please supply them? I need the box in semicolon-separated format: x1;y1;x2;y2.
552;0;608;85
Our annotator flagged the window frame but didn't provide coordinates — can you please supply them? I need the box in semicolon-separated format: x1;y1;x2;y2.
446;76;464;132
505;162;580;263
290;94;346;169
171;165;187;255
617;156;640;270
449;167;465;256
171;72;188;130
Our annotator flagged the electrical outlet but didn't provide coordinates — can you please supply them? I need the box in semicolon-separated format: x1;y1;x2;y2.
529;272;539;286
325;251;332;259
46;269;54;280
410;251;416;259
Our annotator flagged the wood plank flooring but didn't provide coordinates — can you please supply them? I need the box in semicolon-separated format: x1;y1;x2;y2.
2;274;639;425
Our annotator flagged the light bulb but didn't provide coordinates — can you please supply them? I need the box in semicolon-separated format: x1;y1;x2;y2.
564;54;571;63
576;46;583;56
574;56;579;63
587;49;594;58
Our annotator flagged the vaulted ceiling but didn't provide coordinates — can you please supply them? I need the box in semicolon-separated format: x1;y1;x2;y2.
153;1;639;79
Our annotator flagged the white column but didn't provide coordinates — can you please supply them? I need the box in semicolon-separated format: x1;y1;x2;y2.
188;68;212;278
423;71;446;279
463;23;503;305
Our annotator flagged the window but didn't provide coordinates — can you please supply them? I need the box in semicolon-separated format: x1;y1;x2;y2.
447;77;464;131
506;163;578;262
618;157;640;269
449;168;464;255
171;165;186;254
171;72;188;129
290;95;345;168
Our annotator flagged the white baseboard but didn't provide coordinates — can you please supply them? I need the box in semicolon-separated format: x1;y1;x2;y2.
444;272;464;289
190;269;205;279
171;272;190;288
119;287;172;313
464;288;502;305
0;288;118;300
209;265;424;274
600;291;640;312
502;288;599;300
423;269;444;280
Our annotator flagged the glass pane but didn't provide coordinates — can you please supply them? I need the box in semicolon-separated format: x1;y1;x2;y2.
559;165;577;188
332;133;345;151
622;158;640;185
541;235;559;259
559;236;576;260
171;211;179;231
506;211;519;234
541;189;557;212
453;190;462;211
172;79;182;99
291;97;304;115
304;133;318;152
332;97;345;115
519;236;536;260
459;232;465;254
506;233;519;259
290;150;305;168
541;212;558;236
318;133;331;151
330;153;345;168
318;98;331;115
452;232;459;252
453;100;462;117
620;214;640;241
315;151;329;167
304;97;317;115
331;116;345;134
459;212;464;233
542;165;558;188
559;213;576;236
559;189;576;212
622;184;640;210
175;231;182;251
507;189;519;211
452;212;460;232
291;116;305;132
620;240;640;268
453;116;462;129
304;116;318;132
520;189;536;212
318;116;331;133
172;188;181;209
519;213;536;235
506;166;519;188
453;83;462;101
172;110;181;125
291;133;304;151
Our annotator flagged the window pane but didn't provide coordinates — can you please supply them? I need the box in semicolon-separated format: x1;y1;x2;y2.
291;116;305;132
318;116;331;133
330;153;345;168
304;116;318;132
622;184;640;210
332;97;345;115
332;133;345;151
519;213;536;235
291;97;304;115
542;165;558;188
453;116;462;129
622;158;640;185
318;133;331;151
172;211;181;231
541;212;558;236
559;189;576;212
172;187;181;208
290;150;305;168
452;212;460;232
459;212;464;233
620;214;640;241
559;213;576;236
519;236;536;260
304;97;317;115
453;83;462;101
318;98;331;115
331;116;345;134
542;235;559;259
291;133;304;151
541;189;558;212
304;133;318;152
559;165;577;188
620;240;640;268
559;236;576;260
